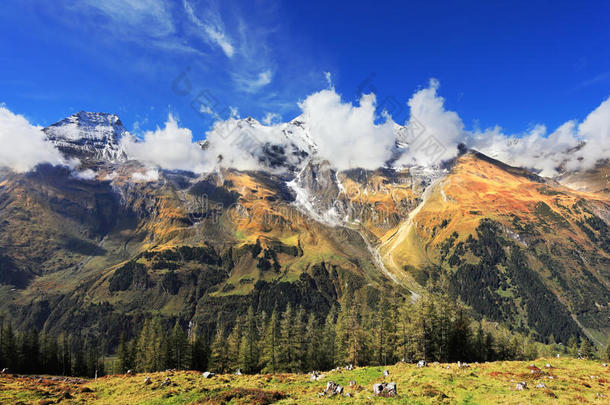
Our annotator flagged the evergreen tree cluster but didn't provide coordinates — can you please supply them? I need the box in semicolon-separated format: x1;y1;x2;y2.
4;292;599;376
0;316;104;377
117;291;567;375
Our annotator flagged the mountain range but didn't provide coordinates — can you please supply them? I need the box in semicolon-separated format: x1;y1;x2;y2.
0;111;608;348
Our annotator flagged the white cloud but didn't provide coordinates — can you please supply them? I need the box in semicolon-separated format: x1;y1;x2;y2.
183;0;234;57
262;112;281;125
121;114;209;172
131;168;159;182
298;90;396;170
200;104;214;115
567;97;610;171
234;70;273;93
72;169;97;180
397;78;464;166
0;105;66;172
395;79;608;176
76;0;175;38
324;72;333;88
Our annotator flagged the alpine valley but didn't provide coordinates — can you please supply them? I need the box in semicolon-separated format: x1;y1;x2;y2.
0;110;609;356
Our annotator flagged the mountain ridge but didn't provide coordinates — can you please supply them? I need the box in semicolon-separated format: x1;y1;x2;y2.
0;111;608;351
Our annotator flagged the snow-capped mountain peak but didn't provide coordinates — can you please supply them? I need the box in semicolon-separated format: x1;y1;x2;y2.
43;111;128;162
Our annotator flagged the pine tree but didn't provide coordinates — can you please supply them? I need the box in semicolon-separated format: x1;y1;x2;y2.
397;299;414;362
580;339;593;359
191;333;209;372
292;306;306;371
226;319;242;372
279;304;295;372
304;313;321;371
1;321;16;370
321;307;337;370
238;306;259;373
209;325;229;373
171;323;190;369
567;335;579;357
117;332;130;373
449;307;472;362
260;309;280;373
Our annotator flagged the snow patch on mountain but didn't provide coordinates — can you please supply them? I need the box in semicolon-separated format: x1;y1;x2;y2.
43;111;128;162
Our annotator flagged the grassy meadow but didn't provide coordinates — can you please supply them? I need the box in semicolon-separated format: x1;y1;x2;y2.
1;357;609;404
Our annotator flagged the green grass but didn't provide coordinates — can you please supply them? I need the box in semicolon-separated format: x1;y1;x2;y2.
1;357;609;404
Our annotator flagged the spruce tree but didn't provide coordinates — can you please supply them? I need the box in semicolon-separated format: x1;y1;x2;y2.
580;339;593;359
117;332;130;373
260;309;280;373
321;307;337;370
210;324;229;373
238;306;259;373
279;304;294;372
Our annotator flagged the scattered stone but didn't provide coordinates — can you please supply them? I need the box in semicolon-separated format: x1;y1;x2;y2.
144;377;152;385
344;393;352;398
445;365;451;369
458;361;470;369
235;369;242;376
37;378;43;383
556;354;561;358
417;360;427;368
545;363;552;368
383;369;390;377
528;364;542;374
602;363;608;367
345;364;354;371
202;371;215;379
310;371;319;381
161;377;171;387
373;382;397;397
1;368;8;374
535;383;547;389
126;369;134;376
348;380;356;387
515;382;527;391
324;381;344;396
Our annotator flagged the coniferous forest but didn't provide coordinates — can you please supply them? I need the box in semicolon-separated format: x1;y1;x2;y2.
1;291;604;377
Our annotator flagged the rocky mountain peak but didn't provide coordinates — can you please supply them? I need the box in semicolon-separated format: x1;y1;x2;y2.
43;111;127;162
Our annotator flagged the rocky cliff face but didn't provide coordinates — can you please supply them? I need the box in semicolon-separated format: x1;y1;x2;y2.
43;111;127;162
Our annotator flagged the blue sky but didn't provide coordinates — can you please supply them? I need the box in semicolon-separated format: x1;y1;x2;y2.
1;0;609;141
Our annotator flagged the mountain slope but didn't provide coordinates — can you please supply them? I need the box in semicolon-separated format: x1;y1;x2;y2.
0;112;608;349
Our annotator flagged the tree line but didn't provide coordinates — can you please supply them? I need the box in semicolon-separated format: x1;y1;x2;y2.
0;316;104;377
117;291;604;375
2;291;607;377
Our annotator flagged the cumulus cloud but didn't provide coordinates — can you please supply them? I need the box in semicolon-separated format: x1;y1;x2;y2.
394;80;608;176
397;79;464;166
566;97;610;171
0;105;67;172
298;90;396;170
72;169;97;180
131;168;160;182
121;114;209;172
262;112;281;125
